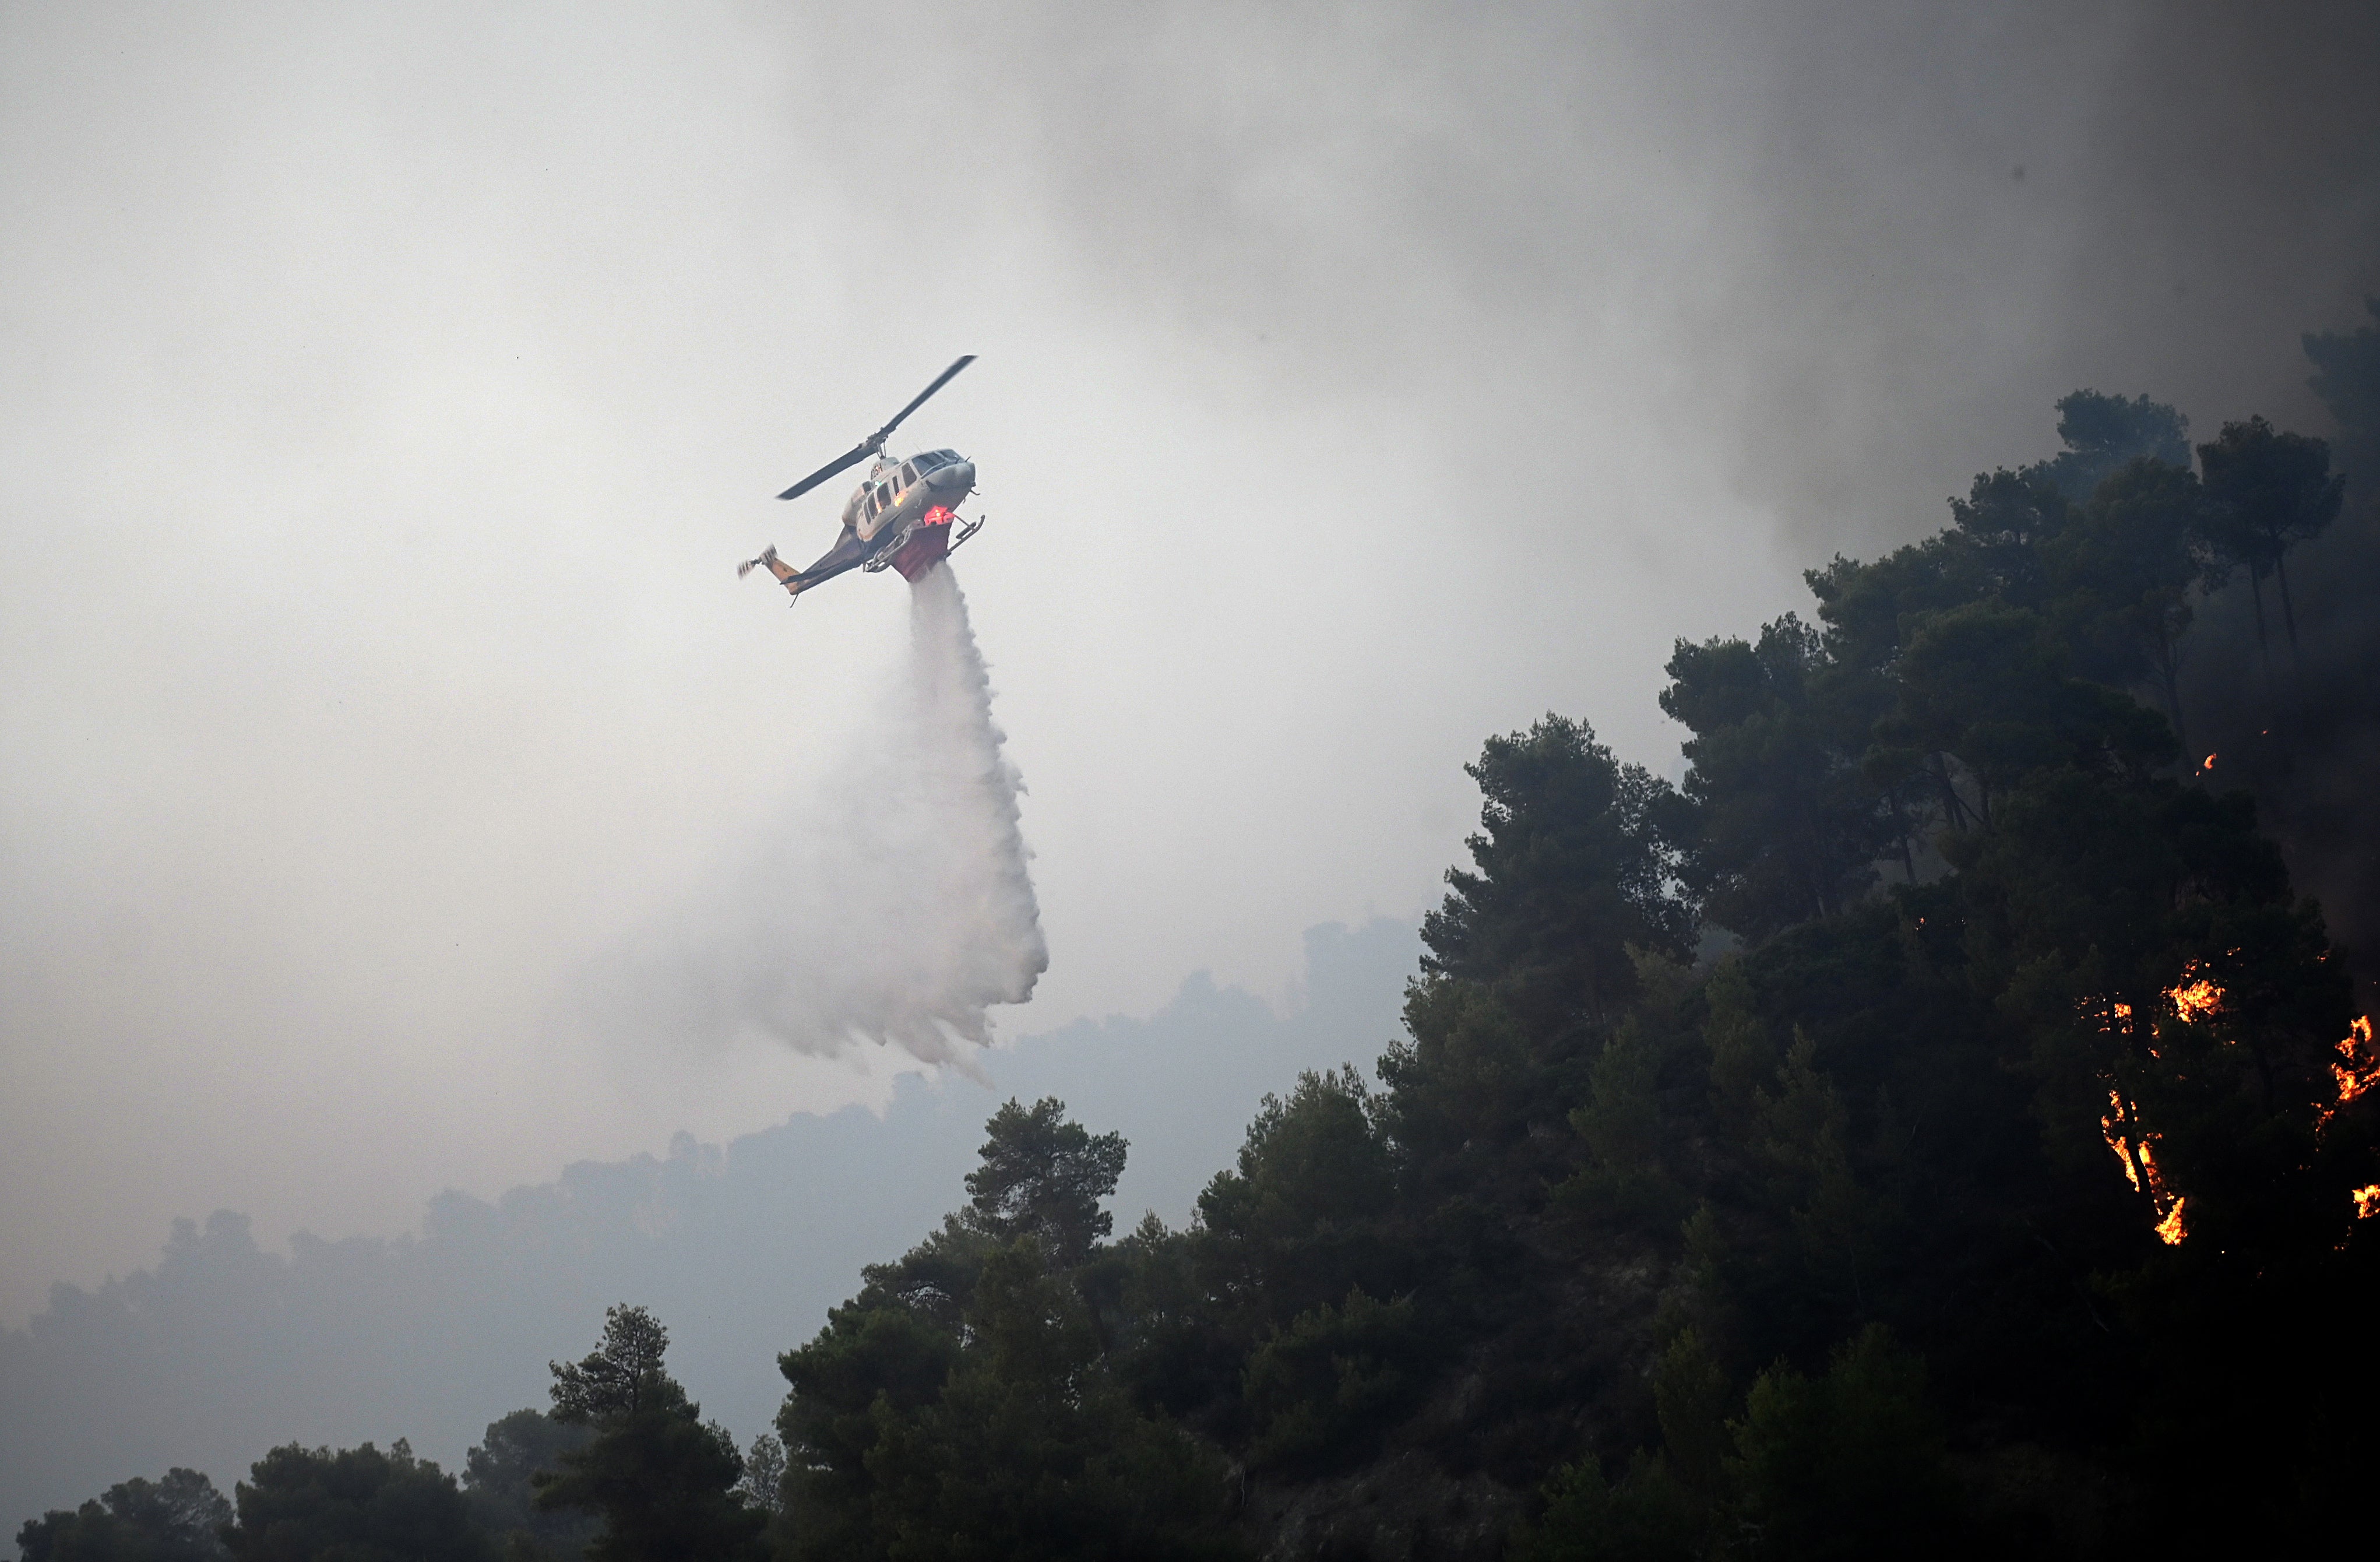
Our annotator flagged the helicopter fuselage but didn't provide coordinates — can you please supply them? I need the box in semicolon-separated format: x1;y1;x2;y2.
846;448;978;583
848;448;976;545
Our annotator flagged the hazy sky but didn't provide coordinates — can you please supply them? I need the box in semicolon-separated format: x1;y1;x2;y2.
5;1;2377;1325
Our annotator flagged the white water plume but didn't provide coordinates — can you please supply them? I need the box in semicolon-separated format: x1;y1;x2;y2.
599;565;1046;1070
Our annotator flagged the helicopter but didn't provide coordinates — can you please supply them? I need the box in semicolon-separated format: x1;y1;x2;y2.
739;356;987;602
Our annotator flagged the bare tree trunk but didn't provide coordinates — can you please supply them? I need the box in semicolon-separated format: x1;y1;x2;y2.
1803;796;1832;918
2275;550;2304;684
2248;566;2276;711
2153;636;2191;765
1930;753;1971;832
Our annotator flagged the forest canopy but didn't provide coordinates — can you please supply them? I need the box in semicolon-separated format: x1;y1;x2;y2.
23;323;2380;1559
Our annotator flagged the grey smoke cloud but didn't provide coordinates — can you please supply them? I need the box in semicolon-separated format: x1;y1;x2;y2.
1014;1;2380;551
2;1;2374;1332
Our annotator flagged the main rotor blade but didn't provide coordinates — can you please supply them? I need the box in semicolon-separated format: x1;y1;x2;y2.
774;356;974;501
873;354;975;441
776;441;874;501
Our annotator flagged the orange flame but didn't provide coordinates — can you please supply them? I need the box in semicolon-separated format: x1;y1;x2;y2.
2164;962;2223;1025
2336;1016;2378;1107
2078;966;2275;1244
2201;752;2217;772
2101;1087;2185;1241
2080;997;2133;1032
2101;1090;2144;1192
2354;1185;2380;1220
2319;1016;2380;1135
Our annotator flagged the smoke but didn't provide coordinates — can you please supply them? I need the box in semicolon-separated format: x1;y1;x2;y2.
595;564;1047;1071
2176;316;2380;1007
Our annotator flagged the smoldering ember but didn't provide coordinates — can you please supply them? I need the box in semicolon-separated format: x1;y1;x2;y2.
6;7;2380;1562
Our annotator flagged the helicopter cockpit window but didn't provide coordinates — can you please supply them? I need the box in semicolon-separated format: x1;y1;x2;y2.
900;462;918;486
